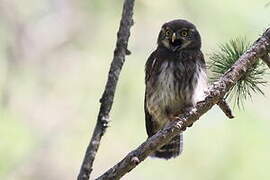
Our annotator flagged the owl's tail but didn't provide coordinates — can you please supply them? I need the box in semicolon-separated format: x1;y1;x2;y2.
151;133;183;159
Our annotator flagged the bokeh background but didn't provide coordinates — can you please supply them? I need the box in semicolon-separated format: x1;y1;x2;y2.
0;0;270;179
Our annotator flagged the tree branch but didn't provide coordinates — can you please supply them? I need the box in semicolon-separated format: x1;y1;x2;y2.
96;28;270;180
261;53;270;68
217;98;234;119
77;0;135;179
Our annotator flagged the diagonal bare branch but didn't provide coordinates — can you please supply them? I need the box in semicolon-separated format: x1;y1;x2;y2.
77;0;135;179
96;28;270;180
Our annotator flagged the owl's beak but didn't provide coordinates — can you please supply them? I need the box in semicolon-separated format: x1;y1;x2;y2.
170;32;182;51
171;33;176;43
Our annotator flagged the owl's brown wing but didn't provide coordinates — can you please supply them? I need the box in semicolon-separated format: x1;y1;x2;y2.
144;94;154;136
144;51;157;137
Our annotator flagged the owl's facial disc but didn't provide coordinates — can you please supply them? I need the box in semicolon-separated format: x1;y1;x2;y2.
157;19;201;52
158;20;201;51
162;28;192;51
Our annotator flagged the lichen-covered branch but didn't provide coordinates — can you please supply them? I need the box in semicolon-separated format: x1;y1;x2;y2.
96;28;270;180
77;0;135;179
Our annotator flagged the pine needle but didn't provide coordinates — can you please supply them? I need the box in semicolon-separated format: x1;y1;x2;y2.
209;37;268;109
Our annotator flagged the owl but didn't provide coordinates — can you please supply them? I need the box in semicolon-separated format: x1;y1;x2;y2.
144;19;207;159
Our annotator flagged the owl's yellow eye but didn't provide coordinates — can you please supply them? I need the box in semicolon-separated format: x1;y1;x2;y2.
181;31;188;37
165;30;171;36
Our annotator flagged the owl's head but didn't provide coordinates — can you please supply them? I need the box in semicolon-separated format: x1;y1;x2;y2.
157;19;201;51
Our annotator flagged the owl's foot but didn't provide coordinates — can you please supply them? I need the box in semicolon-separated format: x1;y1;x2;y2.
168;114;180;121
168;114;193;128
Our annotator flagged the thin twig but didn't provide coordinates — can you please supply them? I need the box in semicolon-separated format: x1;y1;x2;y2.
77;0;135;179
217;98;234;119
96;28;270;180
261;53;270;68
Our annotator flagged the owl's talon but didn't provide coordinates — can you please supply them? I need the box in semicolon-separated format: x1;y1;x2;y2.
187;123;193;127
168;114;181;121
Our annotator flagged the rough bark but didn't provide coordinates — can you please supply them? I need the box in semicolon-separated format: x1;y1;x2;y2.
77;0;135;179
96;28;270;180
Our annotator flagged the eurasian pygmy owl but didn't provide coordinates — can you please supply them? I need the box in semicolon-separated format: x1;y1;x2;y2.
144;19;207;159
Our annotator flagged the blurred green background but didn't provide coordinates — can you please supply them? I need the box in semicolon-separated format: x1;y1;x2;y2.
0;0;270;179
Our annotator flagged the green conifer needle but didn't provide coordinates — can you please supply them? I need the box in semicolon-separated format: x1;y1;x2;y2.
209;38;268;109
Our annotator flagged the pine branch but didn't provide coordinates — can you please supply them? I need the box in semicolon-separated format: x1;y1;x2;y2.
96;28;270;180
217;98;234;119
209;38;268;109
261;53;270;68
77;0;135;179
